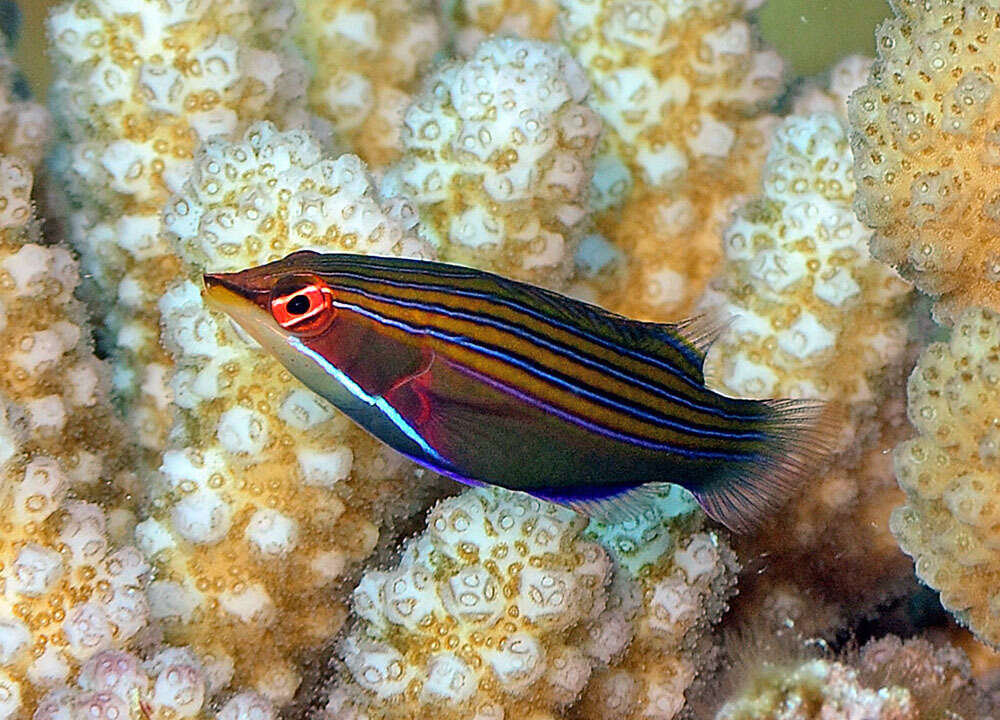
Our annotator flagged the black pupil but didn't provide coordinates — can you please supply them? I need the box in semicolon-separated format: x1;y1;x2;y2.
288;293;311;315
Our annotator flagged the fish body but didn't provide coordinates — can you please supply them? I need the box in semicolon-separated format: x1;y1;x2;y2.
204;250;834;532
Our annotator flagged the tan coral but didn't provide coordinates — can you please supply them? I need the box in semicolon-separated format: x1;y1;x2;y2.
150;123;439;703
382;36;601;286
792;55;873;120
334;488;611;720
890;306;1000;649
47;0;309;456
855;636;996;718
712;635;996;719
0;157;134;507
704;112;911;449
0;156;133;720
849;0;1000;324
331;487;736;720
0;55;48;169
0;157;256;720
558;0;784;320
717;660;916;719
580;488;738;720
701;111;915;618
446;0;560;56
294;0;442;170
0;485;184;720
329;485;736;720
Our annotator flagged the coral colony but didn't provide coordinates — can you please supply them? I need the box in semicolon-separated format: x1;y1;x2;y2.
1;1;1000;719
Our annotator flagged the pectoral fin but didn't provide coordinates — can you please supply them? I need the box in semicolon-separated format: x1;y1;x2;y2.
309;319;430;398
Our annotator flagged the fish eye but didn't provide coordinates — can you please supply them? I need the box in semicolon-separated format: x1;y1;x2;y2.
269;276;336;336
287;294;311;315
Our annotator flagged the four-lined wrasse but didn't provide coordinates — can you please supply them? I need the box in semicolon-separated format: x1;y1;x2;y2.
203;250;837;532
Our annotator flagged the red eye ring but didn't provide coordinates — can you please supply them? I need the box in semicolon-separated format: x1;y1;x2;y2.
270;279;336;335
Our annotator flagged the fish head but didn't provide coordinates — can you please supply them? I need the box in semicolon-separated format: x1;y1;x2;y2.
202;251;362;408
203;250;339;341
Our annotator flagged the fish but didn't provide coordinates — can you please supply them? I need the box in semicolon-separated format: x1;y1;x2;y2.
203;250;837;533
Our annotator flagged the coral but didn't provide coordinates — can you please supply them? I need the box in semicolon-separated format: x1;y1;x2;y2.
0;157;134;509
47;0;309;455
701;111;914;616
792;55;872;120
855;636;996;718
443;0;559;56
580;488;738;720
724;660;915;719
382;36;601;286
1;483;155;720
293;0;443;169
849;0;1000;324
12;0;999;716
716;657;916;719
29;649;279;720
890;306;1000;650
0;58;276;720
558;0;785;320
0;155;135;720
332;487;736;720
704;112;910;434
335;488;611;719
151;123;437;702
712;635;996;719
0;51;47;168
0;157;261;720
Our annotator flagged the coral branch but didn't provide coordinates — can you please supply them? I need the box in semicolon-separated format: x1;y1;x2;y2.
294;0;443;169
383;37;601;286
153;123;439;702
849;0;1000;324
559;0;785;319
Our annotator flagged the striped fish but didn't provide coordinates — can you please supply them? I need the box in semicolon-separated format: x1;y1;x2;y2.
203;250;836;532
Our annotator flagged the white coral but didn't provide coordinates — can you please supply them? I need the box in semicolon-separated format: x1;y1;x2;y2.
339;488;610;716
383;36;601;286
48;0;309;453
150;123;434;700
558;0;785;320
704;113;910;448
294;0;442;168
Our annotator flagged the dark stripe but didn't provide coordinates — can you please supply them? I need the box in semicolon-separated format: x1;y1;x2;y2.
330;295;766;448
325;263;708;390
320;267;762;424
456;360;756;460
301;253;704;377
332;282;766;439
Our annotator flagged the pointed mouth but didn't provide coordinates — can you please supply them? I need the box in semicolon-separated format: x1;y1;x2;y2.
204;271;252;300
202;271;290;353
202;272;264;319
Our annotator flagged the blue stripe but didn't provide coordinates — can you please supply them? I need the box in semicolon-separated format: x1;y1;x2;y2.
287;336;450;465
329;296;765;448
321;267;758;421
455;360;756;460
329;281;767;435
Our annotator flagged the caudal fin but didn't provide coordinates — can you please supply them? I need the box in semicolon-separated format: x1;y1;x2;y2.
689;399;841;534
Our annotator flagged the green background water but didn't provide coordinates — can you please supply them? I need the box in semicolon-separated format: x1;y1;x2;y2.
17;0;891;99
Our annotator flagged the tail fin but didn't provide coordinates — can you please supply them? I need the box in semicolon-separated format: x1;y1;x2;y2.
689;399;842;534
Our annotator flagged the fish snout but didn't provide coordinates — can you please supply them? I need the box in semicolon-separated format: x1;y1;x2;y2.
203;270;273;309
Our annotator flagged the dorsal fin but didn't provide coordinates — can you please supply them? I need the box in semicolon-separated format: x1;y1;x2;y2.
483;274;725;382
670;311;732;357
